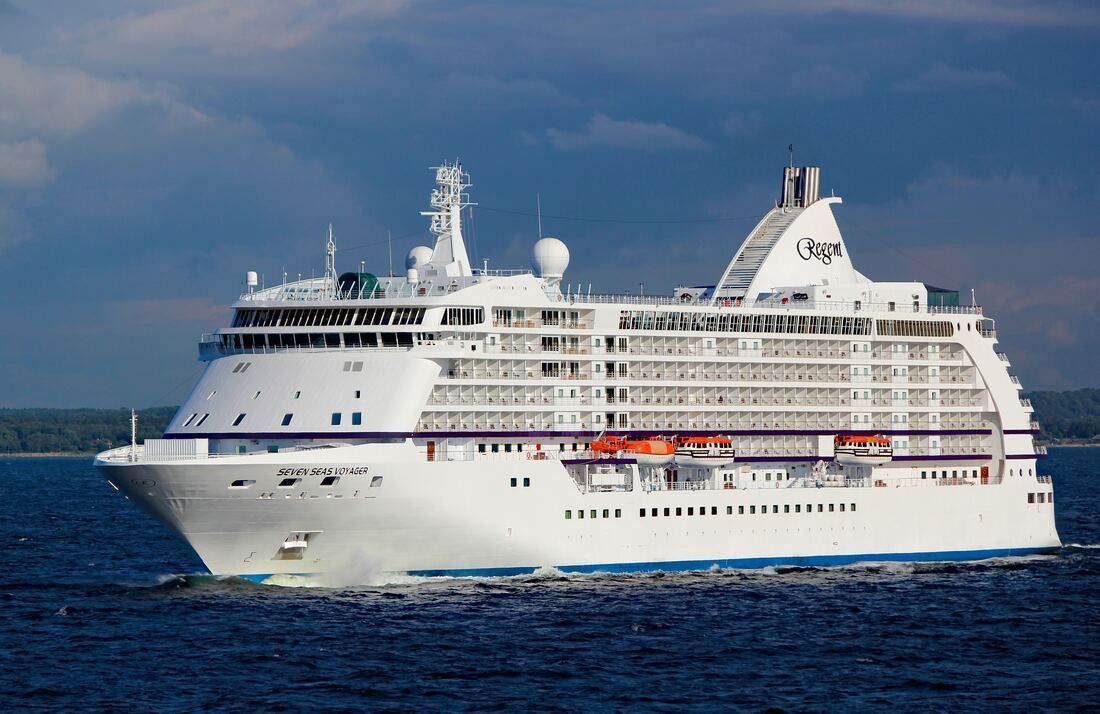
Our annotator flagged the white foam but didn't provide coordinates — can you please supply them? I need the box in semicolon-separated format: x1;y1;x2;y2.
258;552;443;589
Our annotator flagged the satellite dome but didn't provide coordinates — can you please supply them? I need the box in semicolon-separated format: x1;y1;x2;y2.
406;246;433;270
532;237;569;279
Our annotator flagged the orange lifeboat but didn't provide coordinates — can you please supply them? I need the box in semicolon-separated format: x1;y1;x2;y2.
833;434;893;466
592;436;675;466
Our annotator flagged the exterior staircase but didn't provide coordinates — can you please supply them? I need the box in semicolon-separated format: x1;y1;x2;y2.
712;208;802;300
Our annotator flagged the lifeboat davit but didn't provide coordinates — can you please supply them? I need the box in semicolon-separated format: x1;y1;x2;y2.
673;436;736;468
833;434;893;466
592;436;675;466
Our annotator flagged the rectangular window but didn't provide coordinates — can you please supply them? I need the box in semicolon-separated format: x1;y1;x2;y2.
750;506;756;514
320;476;339;486
851;503;857;511
352;412;362;426
590;510;597;519
651;508;658;517
829;504;835;512
795;504;801;513
615;509;622;518
603;509;610;519
510;477;517;487
784;504;790;513
478;444;486;453
727;506;733;515
578;509;585;519
523;477;530;488
711;506;717;515
281;413;293;426
664;508;670;516
232;413;246;426
840;503;846;512
739;506;745;514
675;507;682;516
688;507;694;516
1027;493;1035;503
331;413;341;426
817;504;823;512
277;477;300;488
772;505;778;514
640;508;646;517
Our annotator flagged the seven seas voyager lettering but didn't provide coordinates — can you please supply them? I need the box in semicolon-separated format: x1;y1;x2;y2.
796;237;843;265
276;466;371;477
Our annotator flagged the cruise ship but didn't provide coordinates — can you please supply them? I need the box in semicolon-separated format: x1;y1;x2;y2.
95;161;1059;579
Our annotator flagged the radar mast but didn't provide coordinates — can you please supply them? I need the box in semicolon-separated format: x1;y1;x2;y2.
420;161;476;278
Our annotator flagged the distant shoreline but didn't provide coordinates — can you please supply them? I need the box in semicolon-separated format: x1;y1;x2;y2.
2;452;92;458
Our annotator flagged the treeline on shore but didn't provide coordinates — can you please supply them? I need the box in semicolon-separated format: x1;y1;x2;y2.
1;388;1098;454
1024;388;1100;441
0;407;176;454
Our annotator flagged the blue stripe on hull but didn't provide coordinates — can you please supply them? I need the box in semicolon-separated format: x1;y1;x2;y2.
406;546;1059;578
235;546;1059;581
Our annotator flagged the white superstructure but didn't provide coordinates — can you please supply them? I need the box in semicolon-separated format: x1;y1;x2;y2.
95;161;1059;578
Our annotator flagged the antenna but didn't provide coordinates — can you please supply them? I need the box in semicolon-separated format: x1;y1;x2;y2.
788;143;794;168
537;193;543;239
387;230;393;277
130;408;137;463
324;223;337;288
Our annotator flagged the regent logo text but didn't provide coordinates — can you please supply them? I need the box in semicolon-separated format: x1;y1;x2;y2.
796;237;843;264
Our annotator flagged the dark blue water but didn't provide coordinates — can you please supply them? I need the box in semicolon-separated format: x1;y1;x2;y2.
3;450;1098;712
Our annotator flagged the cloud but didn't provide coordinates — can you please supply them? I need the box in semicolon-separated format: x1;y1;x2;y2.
0;140;52;186
893;64;1016;92
0;51;182;139
787;66;868;98
546;113;708;151
78;0;404;57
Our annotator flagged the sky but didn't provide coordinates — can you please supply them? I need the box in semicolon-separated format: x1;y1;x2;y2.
0;0;1098;408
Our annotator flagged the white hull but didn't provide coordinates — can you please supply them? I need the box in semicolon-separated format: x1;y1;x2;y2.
96;444;1060;578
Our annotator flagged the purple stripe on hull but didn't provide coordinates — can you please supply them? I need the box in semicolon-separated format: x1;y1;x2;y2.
167;427;993;440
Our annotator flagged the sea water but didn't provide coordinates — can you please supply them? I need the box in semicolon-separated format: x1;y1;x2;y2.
2;449;1098;711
